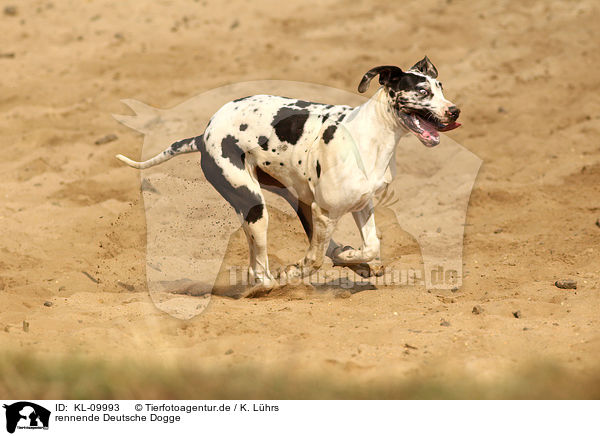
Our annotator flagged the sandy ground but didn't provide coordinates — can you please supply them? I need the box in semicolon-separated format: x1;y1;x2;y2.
1;0;599;394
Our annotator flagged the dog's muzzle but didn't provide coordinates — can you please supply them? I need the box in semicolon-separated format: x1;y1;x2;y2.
397;108;461;147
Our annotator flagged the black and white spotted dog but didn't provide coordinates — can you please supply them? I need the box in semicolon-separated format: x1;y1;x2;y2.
117;57;461;296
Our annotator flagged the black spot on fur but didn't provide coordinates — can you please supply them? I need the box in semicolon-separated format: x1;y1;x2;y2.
316;161;321;178
395;73;427;91
258;136;269;150
295;202;313;239
171;138;189;152
239;124;248;131
245;204;264;223
221;135;245;170
322;124;337;144
197;135;263;224
271;107;309;145
337;113;346;122
294;100;312;108
255;168;313;239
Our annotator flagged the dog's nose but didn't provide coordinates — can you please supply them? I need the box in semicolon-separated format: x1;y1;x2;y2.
447;106;460;121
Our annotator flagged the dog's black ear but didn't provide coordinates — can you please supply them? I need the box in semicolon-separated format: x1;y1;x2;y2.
409;56;438;78
358;66;403;93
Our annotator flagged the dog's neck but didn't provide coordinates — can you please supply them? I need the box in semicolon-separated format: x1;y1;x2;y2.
345;88;410;186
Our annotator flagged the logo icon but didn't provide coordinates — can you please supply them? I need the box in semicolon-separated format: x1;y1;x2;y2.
2;402;50;434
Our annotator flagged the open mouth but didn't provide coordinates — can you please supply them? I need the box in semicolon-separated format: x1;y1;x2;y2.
398;110;461;147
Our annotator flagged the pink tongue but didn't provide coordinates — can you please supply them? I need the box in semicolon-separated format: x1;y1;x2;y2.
418;117;439;134
437;122;461;132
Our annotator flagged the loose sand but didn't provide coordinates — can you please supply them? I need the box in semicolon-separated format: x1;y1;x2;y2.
0;0;599;396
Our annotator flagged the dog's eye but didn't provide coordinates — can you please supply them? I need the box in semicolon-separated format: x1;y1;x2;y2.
419;89;429;96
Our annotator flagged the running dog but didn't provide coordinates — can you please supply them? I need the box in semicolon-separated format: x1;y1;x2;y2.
116;56;461;297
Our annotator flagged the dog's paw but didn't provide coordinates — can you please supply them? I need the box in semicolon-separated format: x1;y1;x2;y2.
367;260;385;277
275;264;304;284
330;245;354;260
335;261;385;278
239;282;275;299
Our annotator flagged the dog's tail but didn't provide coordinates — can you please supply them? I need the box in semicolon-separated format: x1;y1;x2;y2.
116;135;202;169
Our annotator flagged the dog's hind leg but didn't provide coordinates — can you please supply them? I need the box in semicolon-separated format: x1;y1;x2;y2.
279;202;336;282
238;207;275;297
240;224;256;283
225;186;275;297
197;136;275;297
255;167;314;242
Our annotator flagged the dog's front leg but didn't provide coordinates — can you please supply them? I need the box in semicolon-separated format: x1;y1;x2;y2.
279;202;336;283
329;202;384;277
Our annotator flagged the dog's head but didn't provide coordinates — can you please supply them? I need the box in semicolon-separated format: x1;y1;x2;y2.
358;57;461;147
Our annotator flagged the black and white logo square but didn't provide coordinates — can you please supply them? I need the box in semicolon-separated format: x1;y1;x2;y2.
3;402;50;434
